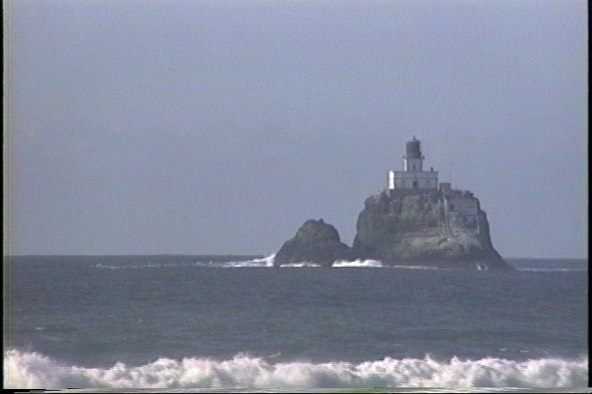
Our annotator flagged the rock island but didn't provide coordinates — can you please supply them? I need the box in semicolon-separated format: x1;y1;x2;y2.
274;137;512;270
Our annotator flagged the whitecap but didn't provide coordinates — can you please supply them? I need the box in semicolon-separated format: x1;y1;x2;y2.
332;259;383;267
222;254;276;268
6;350;587;389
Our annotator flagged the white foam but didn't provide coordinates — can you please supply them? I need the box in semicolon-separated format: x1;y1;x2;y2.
332;259;383;267
279;263;322;267
5;350;587;389
222;254;275;267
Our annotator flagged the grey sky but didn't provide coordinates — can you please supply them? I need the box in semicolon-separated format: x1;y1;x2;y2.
5;0;587;258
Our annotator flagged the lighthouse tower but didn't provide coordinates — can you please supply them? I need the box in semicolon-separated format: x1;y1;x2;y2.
388;137;438;191
403;137;424;171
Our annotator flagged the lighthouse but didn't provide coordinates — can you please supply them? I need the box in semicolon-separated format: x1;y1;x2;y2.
388;137;438;191
403;136;424;171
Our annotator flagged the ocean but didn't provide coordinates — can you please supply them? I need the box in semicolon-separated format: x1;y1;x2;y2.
4;255;589;391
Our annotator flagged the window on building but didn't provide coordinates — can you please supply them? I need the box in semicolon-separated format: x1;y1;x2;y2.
412;164;416;170
413;181;418;189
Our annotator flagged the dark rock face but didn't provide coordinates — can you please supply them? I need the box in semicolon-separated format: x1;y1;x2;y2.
352;189;511;270
273;219;352;267
273;190;511;270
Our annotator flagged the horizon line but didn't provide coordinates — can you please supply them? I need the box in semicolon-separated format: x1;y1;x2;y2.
3;254;587;261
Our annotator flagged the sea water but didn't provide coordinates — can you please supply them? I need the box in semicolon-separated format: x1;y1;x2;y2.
4;256;588;390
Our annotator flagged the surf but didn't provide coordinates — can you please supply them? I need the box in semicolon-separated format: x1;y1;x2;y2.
5;350;588;389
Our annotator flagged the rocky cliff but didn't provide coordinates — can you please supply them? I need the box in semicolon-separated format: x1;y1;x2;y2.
274;189;511;270
351;189;509;269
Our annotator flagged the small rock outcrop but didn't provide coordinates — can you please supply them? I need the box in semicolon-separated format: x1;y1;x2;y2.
273;219;352;267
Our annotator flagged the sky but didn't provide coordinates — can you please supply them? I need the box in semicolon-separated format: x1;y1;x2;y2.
5;0;587;258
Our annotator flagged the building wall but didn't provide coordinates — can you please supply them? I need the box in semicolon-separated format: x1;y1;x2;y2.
388;171;395;189
447;196;478;216
404;158;423;171
391;171;438;190
439;182;451;193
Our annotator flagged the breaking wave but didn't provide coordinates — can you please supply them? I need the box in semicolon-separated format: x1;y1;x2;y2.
276;260;383;268
221;254;275;268
332;259;383;267
230;256;384;268
4;350;588;389
89;256;587;271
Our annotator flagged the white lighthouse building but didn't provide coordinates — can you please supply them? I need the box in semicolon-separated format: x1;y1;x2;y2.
388;137;438;190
